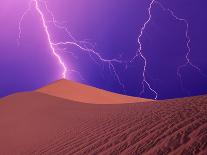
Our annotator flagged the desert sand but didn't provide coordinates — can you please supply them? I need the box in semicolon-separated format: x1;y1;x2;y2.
0;80;207;155
37;79;153;104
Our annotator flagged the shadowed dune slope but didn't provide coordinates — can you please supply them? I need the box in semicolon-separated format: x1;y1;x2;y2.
37;79;153;104
0;92;207;155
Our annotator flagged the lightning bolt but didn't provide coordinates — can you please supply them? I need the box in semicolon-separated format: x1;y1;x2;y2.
156;1;207;95
131;0;158;99
18;1;32;46
132;0;206;99
18;0;126;93
18;0;67;78
18;0;204;99
34;0;68;79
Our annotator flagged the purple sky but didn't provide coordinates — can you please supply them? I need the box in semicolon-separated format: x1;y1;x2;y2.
1;0;207;99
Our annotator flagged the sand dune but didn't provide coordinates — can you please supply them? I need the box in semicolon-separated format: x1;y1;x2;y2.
0;85;207;154
37;79;153;104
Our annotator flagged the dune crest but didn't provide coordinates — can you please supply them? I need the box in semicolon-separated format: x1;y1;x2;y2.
37;79;153;104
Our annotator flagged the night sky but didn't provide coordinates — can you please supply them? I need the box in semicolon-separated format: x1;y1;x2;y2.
1;0;207;99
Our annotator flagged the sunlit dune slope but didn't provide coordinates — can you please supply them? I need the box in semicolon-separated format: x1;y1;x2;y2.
37;79;153;104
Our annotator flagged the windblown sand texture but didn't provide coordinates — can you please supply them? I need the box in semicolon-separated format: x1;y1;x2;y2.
0;80;207;155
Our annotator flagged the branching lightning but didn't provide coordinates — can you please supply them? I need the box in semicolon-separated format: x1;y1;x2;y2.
156;1;206;95
18;0;205;99
18;0;126;93
132;0;205;99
